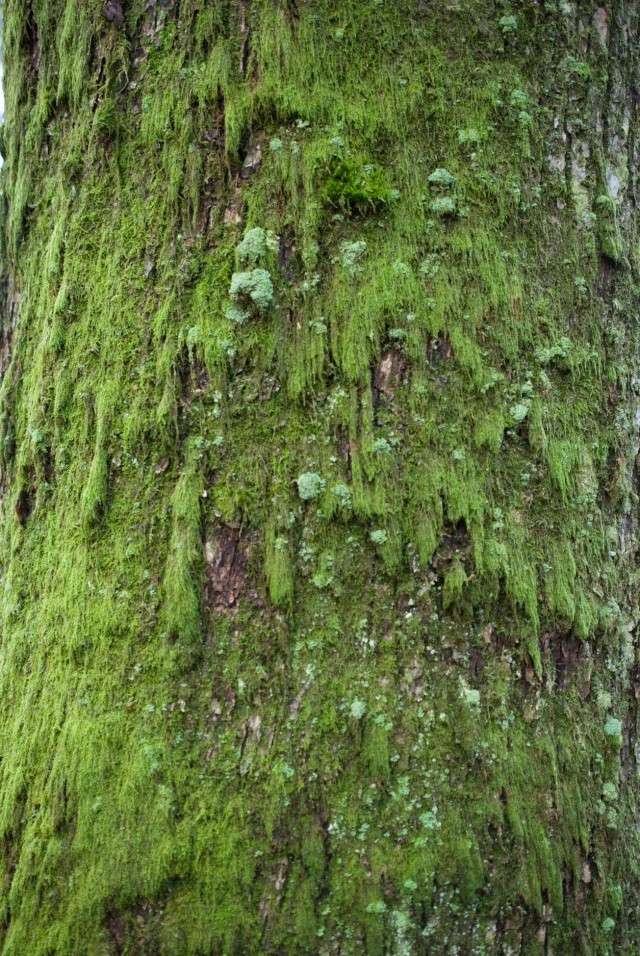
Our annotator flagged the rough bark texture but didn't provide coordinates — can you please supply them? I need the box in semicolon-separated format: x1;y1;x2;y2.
1;1;640;953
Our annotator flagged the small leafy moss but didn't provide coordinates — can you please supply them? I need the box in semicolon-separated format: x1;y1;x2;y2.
161;464;203;646
443;559;469;610
93;97;118;138
265;527;294;608
322;156;398;212
594;194;625;264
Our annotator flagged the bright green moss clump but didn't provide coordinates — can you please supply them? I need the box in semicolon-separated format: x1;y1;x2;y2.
322;155;399;212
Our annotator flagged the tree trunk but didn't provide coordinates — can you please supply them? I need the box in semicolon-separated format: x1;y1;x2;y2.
1;1;640;953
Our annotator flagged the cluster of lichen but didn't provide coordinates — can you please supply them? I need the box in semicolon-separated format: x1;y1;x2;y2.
0;0;638;954
226;226;279;323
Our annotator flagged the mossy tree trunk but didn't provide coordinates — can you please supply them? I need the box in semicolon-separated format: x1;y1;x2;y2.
1;1;640;953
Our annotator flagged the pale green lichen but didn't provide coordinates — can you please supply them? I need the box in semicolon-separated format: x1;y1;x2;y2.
235;226;279;266
296;472;325;501
229;268;274;313
604;717;623;743
428;167;456;189
338;239;367;275
430;195;457;217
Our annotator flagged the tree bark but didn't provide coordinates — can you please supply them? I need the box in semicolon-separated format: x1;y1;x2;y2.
1;1;640;953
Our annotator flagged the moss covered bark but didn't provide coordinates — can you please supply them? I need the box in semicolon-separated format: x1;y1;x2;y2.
1;0;640;953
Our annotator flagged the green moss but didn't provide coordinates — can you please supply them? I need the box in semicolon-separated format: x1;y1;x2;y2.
0;0;638;952
265;524;294;609
80;382;117;530
321;155;399;212
594;194;625;265
544;540;577;623
161;461;203;646
474;409;505;451
546;438;591;503
442;559;469;611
